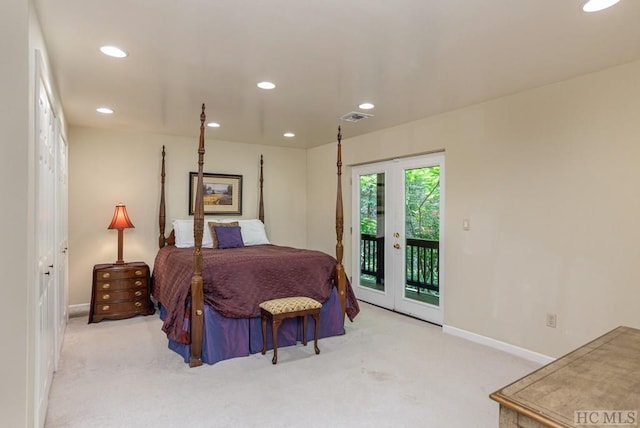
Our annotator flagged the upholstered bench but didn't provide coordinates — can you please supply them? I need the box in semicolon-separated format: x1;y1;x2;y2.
260;296;322;365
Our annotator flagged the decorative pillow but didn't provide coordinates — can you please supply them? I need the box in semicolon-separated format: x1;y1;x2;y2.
207;221;239;249
238;219;270;246
214;225;245;249
172;219;214;248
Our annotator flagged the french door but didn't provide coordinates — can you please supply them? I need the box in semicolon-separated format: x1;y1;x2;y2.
351;153;444;324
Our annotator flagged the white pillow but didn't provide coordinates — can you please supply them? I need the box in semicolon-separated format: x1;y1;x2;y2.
238;219;270;246
172;219;214;248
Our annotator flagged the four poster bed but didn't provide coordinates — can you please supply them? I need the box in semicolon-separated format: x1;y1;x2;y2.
152;104;359;366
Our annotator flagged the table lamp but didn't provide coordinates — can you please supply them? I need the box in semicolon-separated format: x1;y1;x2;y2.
108;203;135;264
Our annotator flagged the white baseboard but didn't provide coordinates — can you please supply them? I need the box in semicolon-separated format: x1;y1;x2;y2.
68;303;90;318
442;324;555;366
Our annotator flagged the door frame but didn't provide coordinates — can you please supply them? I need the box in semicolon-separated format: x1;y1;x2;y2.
351;152;445;325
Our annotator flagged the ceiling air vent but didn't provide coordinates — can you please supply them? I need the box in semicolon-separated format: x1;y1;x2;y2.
339;111;374;123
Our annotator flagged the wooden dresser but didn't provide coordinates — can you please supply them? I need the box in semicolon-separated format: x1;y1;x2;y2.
89;262;155;323
490;326;640;427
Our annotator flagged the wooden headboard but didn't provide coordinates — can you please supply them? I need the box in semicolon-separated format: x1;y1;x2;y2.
157;135;265;248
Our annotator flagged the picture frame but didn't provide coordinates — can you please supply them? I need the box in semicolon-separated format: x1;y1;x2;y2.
189;172;243;215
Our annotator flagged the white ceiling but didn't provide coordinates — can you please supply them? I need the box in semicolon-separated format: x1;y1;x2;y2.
34;0;640;149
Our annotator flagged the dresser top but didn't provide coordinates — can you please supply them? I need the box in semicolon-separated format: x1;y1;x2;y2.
94;261;147;270
491;326;640;427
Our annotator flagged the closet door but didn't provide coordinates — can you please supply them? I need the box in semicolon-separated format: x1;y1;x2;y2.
55;132;68;366
35;53;57;428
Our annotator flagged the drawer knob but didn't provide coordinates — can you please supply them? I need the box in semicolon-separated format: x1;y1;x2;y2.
135;270;143;276
135;280;143;286
102;283;110;290
135;291;142;297
102;272;111;279
135;302;142;307
102;305;110;311
102;294;110;300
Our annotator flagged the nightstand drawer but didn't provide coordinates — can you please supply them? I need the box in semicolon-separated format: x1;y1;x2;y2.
96;288;149;303
94;300;149;315
95;278;147;292
95;267;148;280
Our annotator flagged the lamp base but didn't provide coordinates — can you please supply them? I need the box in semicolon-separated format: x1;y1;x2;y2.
115;229;125;265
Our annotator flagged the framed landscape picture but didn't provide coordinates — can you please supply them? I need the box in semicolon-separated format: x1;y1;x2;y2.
189;172;242;215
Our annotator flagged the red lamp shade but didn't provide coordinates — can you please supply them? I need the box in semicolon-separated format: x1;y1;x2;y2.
108;203;135;230
108;203;134;264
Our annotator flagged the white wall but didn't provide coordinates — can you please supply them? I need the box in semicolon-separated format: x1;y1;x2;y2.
308;59;640;358
68;127;307;305
0;1;31;426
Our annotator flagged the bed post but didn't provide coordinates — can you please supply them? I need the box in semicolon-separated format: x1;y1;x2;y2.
335;126;347;321
189;104;206;367
159;145;166;248
259;154;264;223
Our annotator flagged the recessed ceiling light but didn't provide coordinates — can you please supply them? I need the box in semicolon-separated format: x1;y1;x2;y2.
100;46;128;58
96;107;114;114
359;102;375;110
207;122;221;128
257;81;276;90
283;132;295;138
581;0;621;12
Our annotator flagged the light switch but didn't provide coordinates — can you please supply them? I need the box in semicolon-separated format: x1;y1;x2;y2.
462;219;470;231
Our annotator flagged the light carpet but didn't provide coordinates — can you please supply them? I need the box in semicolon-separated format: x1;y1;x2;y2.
45;302;540;428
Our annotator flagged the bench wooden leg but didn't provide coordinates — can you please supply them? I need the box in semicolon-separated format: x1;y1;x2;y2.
302;315;308;346
312;312;320;355
261;314;268;355
272;318;281;364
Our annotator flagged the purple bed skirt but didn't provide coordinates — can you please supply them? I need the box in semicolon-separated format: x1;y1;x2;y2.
160;288;345;365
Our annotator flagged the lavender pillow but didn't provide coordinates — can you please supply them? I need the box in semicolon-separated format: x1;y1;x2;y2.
214;225;244;249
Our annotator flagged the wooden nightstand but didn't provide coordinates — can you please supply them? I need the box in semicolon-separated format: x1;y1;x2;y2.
89;262;155;323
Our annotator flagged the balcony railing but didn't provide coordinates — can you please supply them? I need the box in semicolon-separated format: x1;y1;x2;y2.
405;238;439;294
360;234;439;294
360;234;384;285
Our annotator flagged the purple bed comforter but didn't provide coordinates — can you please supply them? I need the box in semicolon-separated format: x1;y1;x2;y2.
152;244;359;344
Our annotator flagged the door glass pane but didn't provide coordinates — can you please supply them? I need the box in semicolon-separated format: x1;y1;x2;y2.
404;166;440;306
359;173;385;291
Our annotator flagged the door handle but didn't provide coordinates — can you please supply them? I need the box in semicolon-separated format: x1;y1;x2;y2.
393;243;401;249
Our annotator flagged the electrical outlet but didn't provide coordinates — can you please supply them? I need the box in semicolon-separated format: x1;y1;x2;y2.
546;313;557;328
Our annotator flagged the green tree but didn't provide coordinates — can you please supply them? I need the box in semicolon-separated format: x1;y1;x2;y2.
405;166;440;240
359;173;381;235
360;168;440;240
